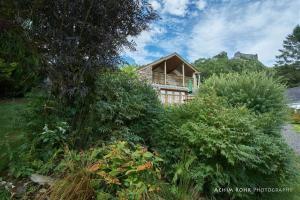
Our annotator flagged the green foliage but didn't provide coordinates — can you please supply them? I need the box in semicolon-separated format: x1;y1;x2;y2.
0;31;40;97
202;71;288;135
94;71;163;143
120;65;139;78
0;186;10;200
193;52;266;81
48;141;163;200
31;122;70;161
158;155;203;200
151;93;296;199
275;64;300;88
7;1;158;145
20;70;162;166
275;25;300;88
88;141;163;199
276;25;300;67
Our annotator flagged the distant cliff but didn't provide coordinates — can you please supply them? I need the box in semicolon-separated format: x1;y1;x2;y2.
233;51;258;60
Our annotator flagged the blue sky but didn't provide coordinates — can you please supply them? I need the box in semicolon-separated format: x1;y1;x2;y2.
122;0;300;66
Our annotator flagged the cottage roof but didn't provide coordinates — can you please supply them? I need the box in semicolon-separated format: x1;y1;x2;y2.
138;52;199;73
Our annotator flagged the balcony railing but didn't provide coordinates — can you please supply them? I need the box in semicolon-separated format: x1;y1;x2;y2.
153;72;193;87
161;93;195;105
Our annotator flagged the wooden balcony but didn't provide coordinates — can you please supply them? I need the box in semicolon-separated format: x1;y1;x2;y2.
161;93;195;105
152;72;193;87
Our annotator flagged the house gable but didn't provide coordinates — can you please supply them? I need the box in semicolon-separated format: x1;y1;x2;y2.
138;52;199;73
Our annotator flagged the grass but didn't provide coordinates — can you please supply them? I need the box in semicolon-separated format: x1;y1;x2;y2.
0;99;27;172
293;124;300;134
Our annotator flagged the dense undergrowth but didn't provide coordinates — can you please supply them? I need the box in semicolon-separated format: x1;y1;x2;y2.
2;71;300;200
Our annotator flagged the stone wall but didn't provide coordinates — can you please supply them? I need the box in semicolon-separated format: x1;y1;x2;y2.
137;66;152;83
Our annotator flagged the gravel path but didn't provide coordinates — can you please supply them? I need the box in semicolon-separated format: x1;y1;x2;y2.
282;124;300;154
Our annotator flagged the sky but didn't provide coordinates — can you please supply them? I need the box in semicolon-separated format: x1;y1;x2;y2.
122;0;300;66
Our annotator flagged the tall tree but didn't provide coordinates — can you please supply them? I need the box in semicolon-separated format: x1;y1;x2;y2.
275;25;300;88
1;0;158;146
276;25;300;66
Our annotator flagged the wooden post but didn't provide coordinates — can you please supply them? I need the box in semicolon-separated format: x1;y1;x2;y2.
197;73;201;88
182;63;185;87
193;73;196;88
164;60;167;85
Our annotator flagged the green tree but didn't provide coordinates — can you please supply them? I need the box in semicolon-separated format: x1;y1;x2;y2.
194;52;266;82
7;0;158;146
275;25;300;88
275;64;300;88
0;30;40;97
276;25;300;66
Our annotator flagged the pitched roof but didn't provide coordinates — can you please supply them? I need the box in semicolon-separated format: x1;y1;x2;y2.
286;86;300;103
138;52;199;73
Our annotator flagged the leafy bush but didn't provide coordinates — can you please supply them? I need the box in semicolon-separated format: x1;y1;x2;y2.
94;71;163;143
202;71;288;135
0;30;40;97
90;141;163;199
120;65;139;78
0;186;10;200
31;122;70;160
275;64;300;88
151;93;296;199
23;70;162;149
48;141;164;200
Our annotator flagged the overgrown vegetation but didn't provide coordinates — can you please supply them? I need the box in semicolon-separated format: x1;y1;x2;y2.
0;30;40;97
193;51;267;82
275;25;300;88
1;1;300;200
202;71;288;135
150;91;296;199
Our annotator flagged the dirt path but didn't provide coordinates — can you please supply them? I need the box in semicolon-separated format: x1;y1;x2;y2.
282;124;300;154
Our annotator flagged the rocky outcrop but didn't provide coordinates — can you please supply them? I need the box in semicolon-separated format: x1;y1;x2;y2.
233;51;258;60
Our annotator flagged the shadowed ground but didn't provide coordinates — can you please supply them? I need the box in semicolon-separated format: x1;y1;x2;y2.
282;124;300;154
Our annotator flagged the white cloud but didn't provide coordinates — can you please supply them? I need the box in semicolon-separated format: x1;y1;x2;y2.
149;0;162;11
187;0;300;66
125;0;300;66
122;25;165;64
162;0;190;16
195;0;207;10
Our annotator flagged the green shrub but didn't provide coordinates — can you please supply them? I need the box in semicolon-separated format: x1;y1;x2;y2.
94;71;163;143
24;70;162;149
48;141;164;200
0;30;40;97
0;186;10;200
202;71;288;135
151;93;296;199
89;141;163;199
13;70;162;177
31;122;69;161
